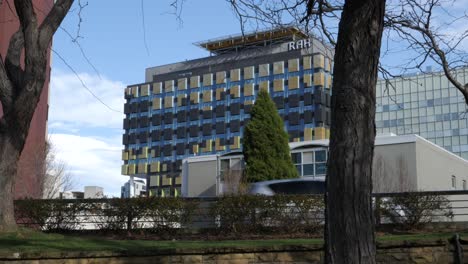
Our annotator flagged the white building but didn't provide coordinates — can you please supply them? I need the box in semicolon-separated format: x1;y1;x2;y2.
182;134;468;197
84;186;104;199
121;179;146;198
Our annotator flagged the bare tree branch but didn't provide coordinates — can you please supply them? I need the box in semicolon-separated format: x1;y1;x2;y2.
38;0;74;49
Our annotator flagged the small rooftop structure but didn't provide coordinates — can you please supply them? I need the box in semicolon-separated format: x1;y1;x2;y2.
194;26;308;55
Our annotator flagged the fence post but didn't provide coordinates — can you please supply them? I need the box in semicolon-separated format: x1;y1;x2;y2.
375;196;381;227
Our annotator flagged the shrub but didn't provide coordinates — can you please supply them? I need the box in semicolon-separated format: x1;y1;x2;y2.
15;199;87;231
379;193;453;230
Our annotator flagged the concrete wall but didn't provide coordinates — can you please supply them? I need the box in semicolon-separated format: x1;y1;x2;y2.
185;158;218;197
372;142;418;193
416;137;468;191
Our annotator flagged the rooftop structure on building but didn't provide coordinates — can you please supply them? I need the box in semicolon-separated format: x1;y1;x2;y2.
122;27;334;197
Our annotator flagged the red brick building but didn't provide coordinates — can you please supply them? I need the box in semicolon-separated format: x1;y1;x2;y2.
0;0;54;199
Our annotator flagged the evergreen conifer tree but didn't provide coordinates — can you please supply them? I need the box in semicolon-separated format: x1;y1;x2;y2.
243;90;298;182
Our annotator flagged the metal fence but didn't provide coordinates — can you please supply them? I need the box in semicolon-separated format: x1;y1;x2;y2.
13;191;468;234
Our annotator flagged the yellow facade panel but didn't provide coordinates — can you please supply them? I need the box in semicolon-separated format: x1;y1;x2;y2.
313;54;325;69
177;94;186;107
203;105;212;111
244;66;254;79
192;144;199;154
152;97;161;110
190;76;200;88
325;58;331;72
303;56;312;70
288;58;299;72
150;176;160;187
140;84;149;96
203;139;213;152
162;175;172;186
327;75;333;89
153;82;162;94
326;128;330;139
203;90;212;102
304;128;313;141
259;63;269;77
122;150;129;161
140;147;148;159
216;71;226;84
175;176;182;185
121;165;128;175
230;69;240;81
293;137;301;142
244;83;254;96
150;162;160;173
165;80;174;92
273;79;284;92
230;85;240;98
216;88;225;101
129;149;137;160
130;86;138;97
304;74;312;87
203;73;213;86
230;136;240;149
138;162;147;174
273;61;284;74
128;164;136;175
125;87;131;97
259;81;269;93
215;138;225;151
162;163;168;172
164;96;174;108
314;72;325;87
289;76;300;90
178;78;187;90
314;127;326;140
190;92;199;104
244;100;254;105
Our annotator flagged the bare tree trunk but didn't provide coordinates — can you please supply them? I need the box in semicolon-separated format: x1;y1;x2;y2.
0;133;20;231
325;1;386;263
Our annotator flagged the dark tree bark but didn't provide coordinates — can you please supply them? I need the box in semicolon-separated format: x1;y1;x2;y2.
325;0;386;263
0;0;74;231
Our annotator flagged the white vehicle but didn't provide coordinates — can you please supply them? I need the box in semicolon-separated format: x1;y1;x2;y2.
248;177;326;195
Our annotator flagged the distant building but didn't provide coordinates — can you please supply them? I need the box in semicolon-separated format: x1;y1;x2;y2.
122;27;334;197
182;134;468;197
121;179;147;198
84;186;104;199
59;191;84;199
376;67;468;159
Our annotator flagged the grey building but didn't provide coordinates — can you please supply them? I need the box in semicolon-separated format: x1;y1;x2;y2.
182;134;468;197
376;67;468;159
121;179;147;198
122;27;334;197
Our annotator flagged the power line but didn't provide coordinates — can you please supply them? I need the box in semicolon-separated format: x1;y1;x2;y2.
52;49;123;114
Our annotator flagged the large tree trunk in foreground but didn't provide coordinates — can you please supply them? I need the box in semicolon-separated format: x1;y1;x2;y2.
325;0;386;263
0;0;74;231
0;135;20;231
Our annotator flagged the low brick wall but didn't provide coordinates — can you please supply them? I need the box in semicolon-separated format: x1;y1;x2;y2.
0;239;463;264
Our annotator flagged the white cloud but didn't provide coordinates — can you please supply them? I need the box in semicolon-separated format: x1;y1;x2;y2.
50;133;127;197
48;71;129;197
49;71;125;129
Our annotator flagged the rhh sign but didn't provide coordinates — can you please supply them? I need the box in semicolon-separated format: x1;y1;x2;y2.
288;39;311;51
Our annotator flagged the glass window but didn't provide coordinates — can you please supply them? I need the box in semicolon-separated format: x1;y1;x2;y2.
315;150;327;162
295;165;302;176
291;152;301;164
303;164;314;176
303;152;313;164
316;163;327;175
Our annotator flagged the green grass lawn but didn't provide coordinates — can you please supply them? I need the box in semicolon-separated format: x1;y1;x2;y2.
0;229;463;255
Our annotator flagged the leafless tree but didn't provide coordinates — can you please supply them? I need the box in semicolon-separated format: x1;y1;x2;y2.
0;0;74;231
40;141;75;199
222;0;467;263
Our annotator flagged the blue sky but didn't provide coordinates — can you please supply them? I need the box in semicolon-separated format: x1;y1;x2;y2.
49;1;243;197
48;0;467;197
